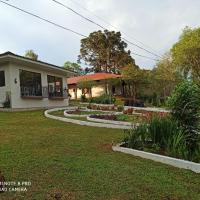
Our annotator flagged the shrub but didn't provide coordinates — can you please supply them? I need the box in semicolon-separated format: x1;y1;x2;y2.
3;93;11;108
123;124;148;150
123;108;133;115
90;94;116;104
80;94;87;102
148;117;179;148
168;81;200;154
116;115;129;121
166;130;189;160
123;116;200;162
90;114;117;121
117;105;124;112
124;99;144;107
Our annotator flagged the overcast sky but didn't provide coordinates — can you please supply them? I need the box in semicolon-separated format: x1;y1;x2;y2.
0;0;199;69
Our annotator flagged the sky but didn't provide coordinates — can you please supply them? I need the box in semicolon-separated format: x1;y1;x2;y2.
0;0;200;69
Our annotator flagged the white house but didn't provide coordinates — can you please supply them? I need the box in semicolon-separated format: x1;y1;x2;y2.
67;73;122;99
0;52;75;109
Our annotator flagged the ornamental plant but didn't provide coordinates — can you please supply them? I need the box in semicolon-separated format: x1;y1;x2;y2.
168;81;200;158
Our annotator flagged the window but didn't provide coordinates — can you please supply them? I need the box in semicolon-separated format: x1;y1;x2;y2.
47;75;63;97
20;70;42;96
0;71;5;87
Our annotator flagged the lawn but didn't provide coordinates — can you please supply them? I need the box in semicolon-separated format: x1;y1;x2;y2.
0;111;200;200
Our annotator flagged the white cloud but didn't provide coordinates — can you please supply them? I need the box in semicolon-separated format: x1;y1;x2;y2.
0;0;200;69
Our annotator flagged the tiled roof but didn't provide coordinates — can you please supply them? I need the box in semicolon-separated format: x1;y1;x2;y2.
67;73;121;85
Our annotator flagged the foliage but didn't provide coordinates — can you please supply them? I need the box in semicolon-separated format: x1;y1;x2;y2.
168;81;200;135
77;78;95;90
63;61;83;75
89;94;116;104
80;94;87;102
3;92;11;108
171;26;200;82
117;105;124;112
166;130;189;159
124;124;148;150
78;30;135;73
25;49;38;60
123;99;144;107
122;64;150;100
152;52;182;99
124;116;200;162
168;81;200;157
148;117;180;148
89;114;141;123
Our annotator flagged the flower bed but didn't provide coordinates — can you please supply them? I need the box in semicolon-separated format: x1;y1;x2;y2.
87;104;115;111
89;114;142;123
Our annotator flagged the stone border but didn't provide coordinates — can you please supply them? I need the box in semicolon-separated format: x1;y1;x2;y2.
44;108;134;129
87;115;139;126
64;110;89;117
63;109;122;118
112;143;200;173
124;106;170;113
80;103;115;107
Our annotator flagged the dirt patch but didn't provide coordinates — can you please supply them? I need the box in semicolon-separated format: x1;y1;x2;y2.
162;195;181;200
0;171;5;193
45;189;76;200
97;143;113;153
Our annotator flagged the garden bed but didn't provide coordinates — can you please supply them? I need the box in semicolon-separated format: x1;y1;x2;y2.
46;108;133;129
88;114;142;123
87;115;138;126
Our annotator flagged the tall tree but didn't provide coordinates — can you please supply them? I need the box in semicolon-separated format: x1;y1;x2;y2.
171;26;200;83
63;61;83;75
25;50;38;60
78;30;135;74
152;52;182;99
122;64;149;101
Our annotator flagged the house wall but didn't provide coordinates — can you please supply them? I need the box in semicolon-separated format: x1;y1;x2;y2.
0;63;12;107
6;63;68;109
91;85;105;97
69;84;106;99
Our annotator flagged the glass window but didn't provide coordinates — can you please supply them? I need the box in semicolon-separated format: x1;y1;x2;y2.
47;75;63;97
0;71;5;87
20;70;42;96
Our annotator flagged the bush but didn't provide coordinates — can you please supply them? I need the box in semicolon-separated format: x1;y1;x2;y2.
80;94;87;102
123;116;200;162
117;105;124;112
168;81;200;155
124;99;144;107
3;93;11;108
89;94;116;104
168;81;200;135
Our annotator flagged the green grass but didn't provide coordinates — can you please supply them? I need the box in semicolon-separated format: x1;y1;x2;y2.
0;111;200;200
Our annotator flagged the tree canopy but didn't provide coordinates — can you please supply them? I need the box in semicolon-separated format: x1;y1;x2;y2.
78;30;135;74
25;50;38;60
63;61;83;75
171;26;200;82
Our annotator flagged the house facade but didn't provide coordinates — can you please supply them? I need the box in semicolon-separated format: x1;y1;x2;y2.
67;73;122;99
0;52;75;109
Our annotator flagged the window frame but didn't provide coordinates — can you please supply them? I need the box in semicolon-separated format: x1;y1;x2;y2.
19;69;42;97
0;71;5;87
47;75;63;98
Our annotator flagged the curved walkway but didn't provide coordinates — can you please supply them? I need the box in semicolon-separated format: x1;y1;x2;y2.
44;108;135;129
